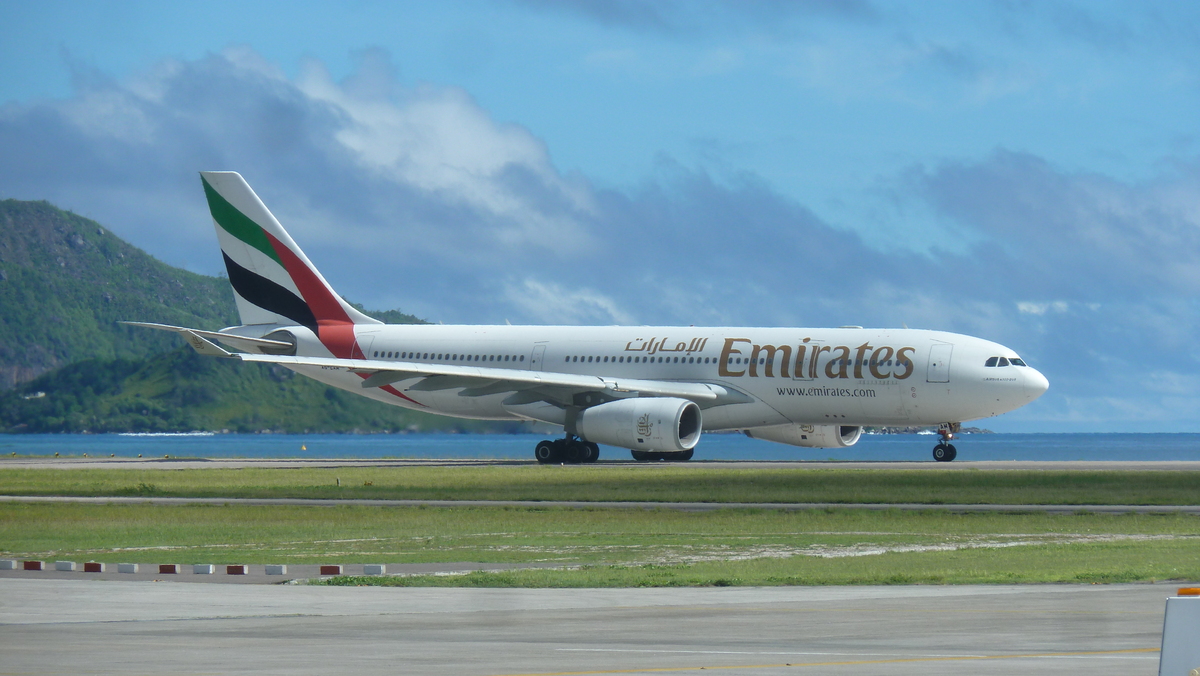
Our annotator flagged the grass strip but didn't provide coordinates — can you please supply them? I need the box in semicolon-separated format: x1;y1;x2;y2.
320;539;1200;587
3;502;1198;586
2;466;1200;505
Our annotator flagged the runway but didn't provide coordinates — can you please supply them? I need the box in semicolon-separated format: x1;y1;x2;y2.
5;457;1200;470
0;579;1169;675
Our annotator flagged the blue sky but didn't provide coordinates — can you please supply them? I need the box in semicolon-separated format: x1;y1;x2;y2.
1;1;1199;432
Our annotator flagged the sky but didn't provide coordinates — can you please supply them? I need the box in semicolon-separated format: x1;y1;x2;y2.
1;0;1199;432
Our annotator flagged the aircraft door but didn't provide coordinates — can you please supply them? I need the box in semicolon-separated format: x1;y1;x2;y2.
926;344;952;383
530;344;546;372
353;334;375;360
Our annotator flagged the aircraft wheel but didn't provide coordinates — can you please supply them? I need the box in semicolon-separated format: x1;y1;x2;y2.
658;450;694;462
582;442;600;463
678;449;694;461
564;440;589;463
535;440;557;464
933;443;957;462
631;450;651;462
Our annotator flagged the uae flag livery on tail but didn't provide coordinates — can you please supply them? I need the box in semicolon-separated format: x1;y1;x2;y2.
199;172;378;358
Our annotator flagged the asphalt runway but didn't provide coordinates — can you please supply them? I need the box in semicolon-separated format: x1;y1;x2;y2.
5;457;1200;470
0;579;1171;675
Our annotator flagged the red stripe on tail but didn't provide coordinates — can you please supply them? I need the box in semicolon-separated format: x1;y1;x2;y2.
262;231;425;407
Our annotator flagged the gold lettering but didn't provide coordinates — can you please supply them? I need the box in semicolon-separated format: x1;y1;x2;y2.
869;346;894;379
750;344;791;378
853;342;873;379
718;338;750;377
894;347;915;379
825;345;851;379
794;341;808;380
810;345;831;379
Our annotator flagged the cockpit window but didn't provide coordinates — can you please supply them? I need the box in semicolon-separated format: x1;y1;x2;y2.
997;357;1010;367
985;357;998;367
1010;358;1027;366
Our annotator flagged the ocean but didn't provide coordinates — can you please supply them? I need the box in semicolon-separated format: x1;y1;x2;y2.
0;432;1198;462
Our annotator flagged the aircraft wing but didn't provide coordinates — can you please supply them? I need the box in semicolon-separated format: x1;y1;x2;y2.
126;321;751;407
234;352;742;404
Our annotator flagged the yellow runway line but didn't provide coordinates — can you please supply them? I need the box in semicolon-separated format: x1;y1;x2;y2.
491;647;1159;675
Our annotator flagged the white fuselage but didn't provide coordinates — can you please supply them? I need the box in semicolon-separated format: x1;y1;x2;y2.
275;324;1048;430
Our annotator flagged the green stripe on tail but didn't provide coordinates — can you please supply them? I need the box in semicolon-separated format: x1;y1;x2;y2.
202;175;282;266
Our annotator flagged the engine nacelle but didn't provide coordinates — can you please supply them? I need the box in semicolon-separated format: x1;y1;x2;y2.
743;423;862;448
576;397;702;452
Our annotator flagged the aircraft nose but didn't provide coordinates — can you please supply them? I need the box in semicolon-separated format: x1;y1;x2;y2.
1024;368;1049;400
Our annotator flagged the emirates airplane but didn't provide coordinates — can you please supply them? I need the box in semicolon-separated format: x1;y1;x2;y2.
129;172;1049;463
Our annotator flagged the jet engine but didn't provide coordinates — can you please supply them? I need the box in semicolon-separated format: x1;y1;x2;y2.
743;423;861;448
576;397;702;452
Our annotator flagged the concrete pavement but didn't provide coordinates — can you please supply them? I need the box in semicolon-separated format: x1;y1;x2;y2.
0;579;1174;675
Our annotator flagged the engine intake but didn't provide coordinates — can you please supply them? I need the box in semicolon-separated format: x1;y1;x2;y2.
576;397;702;452
743;424;861;448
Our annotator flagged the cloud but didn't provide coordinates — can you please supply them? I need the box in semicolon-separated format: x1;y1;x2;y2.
910;150;1200;302
1;47;1198;430
1016;301;1069;316
503;279;636;326
513;0;877;35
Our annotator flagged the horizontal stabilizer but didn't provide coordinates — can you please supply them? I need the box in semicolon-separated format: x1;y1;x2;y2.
121;322;234;357
121;322;294;354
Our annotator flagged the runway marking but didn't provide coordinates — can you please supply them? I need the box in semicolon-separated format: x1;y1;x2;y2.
557;649;979;657
491;647;1159;675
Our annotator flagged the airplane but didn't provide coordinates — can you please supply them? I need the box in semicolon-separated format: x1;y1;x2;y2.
127;171;1049;463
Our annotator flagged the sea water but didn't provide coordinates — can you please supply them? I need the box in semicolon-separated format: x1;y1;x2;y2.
0;432;1197;462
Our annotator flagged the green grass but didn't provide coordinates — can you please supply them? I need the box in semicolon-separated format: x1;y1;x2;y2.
322;540;1200;587
3;502;1198;586
1;465;1199;505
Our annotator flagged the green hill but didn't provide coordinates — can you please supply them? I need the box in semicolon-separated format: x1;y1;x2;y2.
0;199;237;388
0;348;521;434
0;199;507;434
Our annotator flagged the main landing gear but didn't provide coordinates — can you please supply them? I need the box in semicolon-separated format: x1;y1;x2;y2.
534;436;599;464
631;449;694;462
932;423;960;462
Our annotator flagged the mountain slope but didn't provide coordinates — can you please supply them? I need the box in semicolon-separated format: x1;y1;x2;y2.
0;200;236;388
0;198;501;434
1;347;521;434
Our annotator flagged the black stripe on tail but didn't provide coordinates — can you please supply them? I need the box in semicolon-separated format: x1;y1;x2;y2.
222;252;318;332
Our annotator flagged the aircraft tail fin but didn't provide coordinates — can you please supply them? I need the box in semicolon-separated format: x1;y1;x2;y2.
200;171;379;357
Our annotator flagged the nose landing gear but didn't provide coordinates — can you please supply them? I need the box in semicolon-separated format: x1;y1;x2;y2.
932;423;960;462
534;436;600;464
